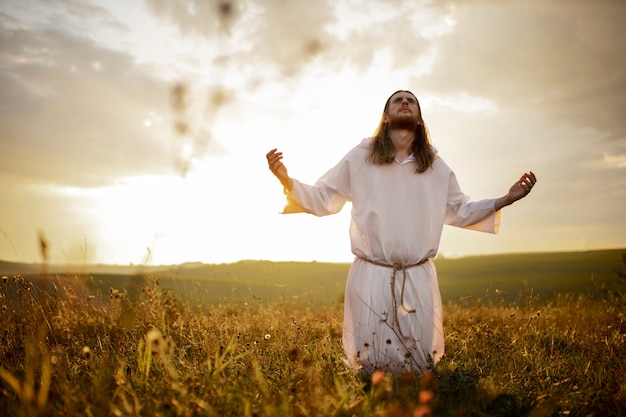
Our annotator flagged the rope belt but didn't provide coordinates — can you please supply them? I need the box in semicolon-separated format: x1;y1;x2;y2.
357;256;430;340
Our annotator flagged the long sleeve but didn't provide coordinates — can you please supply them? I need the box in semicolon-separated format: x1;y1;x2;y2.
281;153;352;216
444;171;500;233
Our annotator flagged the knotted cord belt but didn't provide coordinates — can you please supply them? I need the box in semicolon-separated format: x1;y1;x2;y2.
357;256;430;340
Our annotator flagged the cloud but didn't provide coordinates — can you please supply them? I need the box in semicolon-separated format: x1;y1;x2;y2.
0;17;173;187
422;1;626;139
145;0;241;37
144;0;339;82
143;0;449;80
3;0;624;189
139;0;626;142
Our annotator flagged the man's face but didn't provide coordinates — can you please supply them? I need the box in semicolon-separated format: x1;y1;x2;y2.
384;91;421;129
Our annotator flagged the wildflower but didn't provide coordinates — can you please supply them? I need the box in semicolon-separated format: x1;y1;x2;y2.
82;346;92;358
421;370;436;387
150;329;174;356
371;370;384;385
146;328;162;342
419;390;434;405
414;405;431;417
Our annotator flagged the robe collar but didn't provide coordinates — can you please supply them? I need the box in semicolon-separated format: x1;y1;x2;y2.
395;153;415;165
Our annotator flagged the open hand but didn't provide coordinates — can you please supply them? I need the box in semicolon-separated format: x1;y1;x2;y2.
507;171;537;203
266;148;293;190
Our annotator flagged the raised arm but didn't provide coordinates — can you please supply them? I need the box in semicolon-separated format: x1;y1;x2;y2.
494;171;537;211
266;148;293;191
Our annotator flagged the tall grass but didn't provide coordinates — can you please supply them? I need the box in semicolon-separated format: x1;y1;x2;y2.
0;270;624;416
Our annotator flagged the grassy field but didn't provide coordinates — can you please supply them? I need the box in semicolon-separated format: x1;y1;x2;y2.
2;249;623;308
0;249;625;416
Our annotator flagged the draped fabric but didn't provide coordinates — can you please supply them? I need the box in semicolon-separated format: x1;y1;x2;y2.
282;138;500;373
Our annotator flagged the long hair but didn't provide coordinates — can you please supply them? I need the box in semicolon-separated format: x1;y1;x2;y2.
367;90;435;173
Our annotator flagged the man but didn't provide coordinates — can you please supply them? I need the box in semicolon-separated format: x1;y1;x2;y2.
266;90;536;374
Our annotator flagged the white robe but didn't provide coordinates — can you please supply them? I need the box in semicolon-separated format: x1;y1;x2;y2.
282;138;500;374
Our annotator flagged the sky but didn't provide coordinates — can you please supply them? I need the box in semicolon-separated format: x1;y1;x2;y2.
0;0;625;266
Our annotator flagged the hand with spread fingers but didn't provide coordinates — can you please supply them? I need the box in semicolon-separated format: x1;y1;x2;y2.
496;171;537;210
266;148;293;191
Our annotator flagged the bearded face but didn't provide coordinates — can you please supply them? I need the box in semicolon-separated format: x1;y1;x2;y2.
387;111;420;130
384;91;422;131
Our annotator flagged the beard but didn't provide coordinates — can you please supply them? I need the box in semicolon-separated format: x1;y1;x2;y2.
387;112;420;131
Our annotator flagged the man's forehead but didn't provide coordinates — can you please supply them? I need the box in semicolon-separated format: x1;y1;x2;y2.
390;91;417;100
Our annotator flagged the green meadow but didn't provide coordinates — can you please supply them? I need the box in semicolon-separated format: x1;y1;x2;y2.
0;249;624;416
